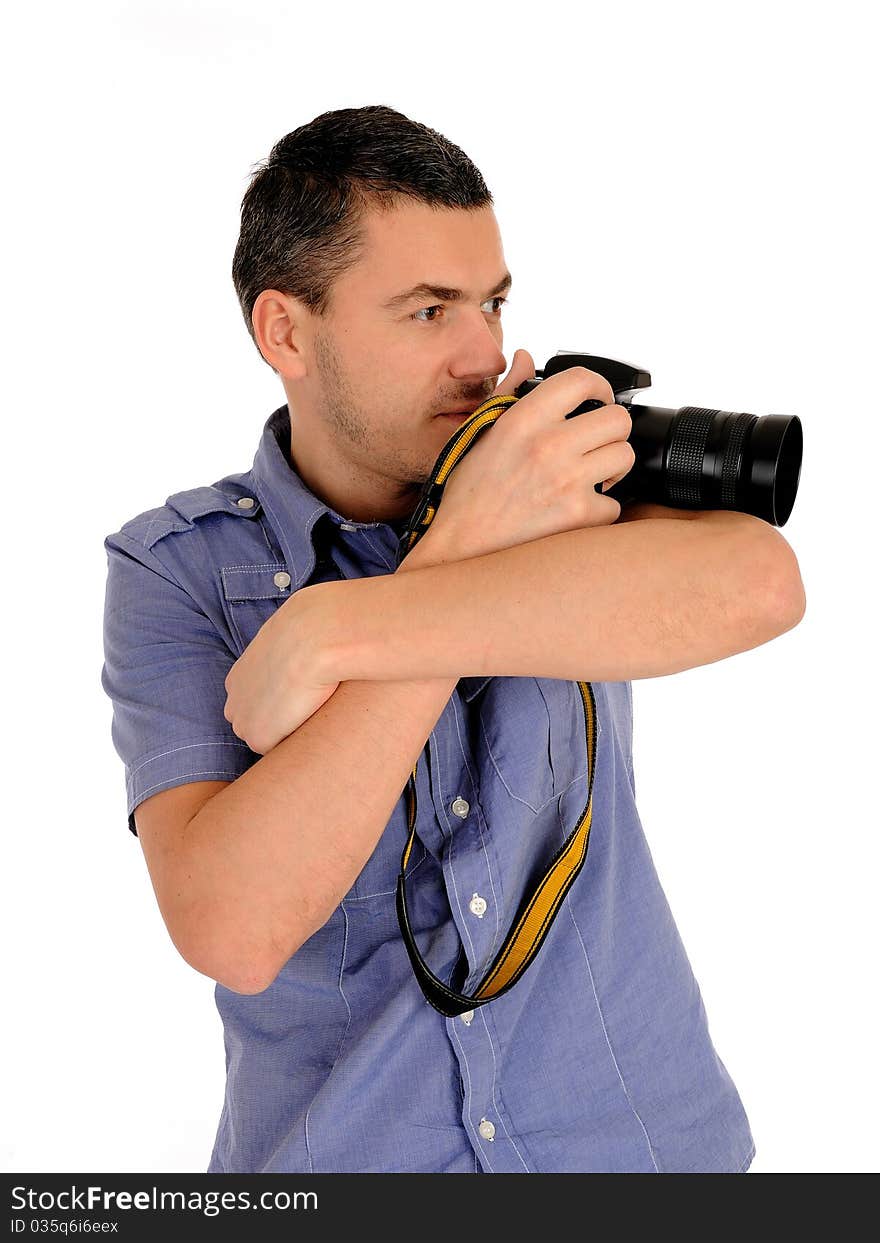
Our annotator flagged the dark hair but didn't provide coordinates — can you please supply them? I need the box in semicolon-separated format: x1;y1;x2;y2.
231;105;494;367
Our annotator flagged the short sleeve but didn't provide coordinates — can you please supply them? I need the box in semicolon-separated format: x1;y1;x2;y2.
101;530;259;836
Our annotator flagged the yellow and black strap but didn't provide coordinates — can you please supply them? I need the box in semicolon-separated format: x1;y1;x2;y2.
393;392;598;1018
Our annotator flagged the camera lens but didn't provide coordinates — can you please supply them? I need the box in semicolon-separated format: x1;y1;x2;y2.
628;404;803;526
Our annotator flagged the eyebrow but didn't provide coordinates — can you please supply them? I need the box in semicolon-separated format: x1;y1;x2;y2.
381;271;513;312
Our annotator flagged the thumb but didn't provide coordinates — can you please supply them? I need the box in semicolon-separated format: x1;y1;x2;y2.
493;348;536;399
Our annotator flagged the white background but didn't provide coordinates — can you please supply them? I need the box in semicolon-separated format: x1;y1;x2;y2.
2;0;877;1175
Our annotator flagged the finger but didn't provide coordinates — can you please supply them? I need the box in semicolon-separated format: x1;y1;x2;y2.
561;402;633;455
585;440;637;492
493;348;536;398
529;365;616;420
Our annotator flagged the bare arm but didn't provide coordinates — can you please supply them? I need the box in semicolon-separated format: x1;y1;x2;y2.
151;538;457;996
177;680;457;995
615;501;704;521
321;512;806;686
154;512;803;995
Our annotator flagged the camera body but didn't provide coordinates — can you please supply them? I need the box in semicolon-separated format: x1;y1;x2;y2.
515;351;803;527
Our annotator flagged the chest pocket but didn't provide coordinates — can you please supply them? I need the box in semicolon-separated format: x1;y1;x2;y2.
461;675;587;812
220;563;292;654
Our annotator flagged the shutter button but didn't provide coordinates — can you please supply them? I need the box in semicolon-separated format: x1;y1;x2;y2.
273;571;291;590
451;797;470;819
469;893;487;918
236;497;255;509
478;1118;496;1141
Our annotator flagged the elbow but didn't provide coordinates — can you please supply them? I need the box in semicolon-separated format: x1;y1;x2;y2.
750;530;807;635
160;887;315;996
191;953;281;996
213;956;278;995
218;942;311;995
779;576;807;631
175;929;292;996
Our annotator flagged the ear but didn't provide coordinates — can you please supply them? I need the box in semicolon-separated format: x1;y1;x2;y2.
252;289;309;380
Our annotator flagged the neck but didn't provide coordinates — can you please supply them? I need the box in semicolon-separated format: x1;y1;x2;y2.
285;411;422;527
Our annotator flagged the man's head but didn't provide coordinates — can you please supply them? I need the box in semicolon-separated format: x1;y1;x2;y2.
232;106;511;523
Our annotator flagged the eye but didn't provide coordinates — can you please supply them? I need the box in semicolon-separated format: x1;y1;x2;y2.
410;296;509;323
412;305;443;323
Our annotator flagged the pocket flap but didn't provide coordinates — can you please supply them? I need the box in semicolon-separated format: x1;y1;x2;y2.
221;564;291;602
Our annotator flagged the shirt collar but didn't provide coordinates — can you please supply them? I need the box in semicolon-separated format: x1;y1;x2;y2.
250;405;409;589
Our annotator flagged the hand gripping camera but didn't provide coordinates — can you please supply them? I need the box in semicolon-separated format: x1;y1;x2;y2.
515;351;803;526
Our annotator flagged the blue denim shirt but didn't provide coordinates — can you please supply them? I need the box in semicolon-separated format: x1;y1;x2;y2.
101;405;756;1174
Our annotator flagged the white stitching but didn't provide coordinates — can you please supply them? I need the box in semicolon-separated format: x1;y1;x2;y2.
565;900;661;1171
476;1006;531;1171
450;694;503;959
477;688;557;814
227;592;287;601
450;1021;495;1173
304;905;353;1174
132;768;247;802
142;513;159;548
345;849;428;900
256;489;307;585
127;739;251;785
431;732;478;969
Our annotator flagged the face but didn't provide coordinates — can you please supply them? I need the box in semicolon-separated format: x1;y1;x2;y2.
256;199;511;524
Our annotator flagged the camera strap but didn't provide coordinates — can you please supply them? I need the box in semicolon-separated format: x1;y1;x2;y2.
393;393;599;1018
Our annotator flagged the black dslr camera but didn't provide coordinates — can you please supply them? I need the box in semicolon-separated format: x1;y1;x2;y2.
515;352;803;526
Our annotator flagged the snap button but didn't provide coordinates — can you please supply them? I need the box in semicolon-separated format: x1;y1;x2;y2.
451;797;470;819
469;893;487;918
478;1118;496;1141
236;497;256;509
273;571;291;590
460;1010;474;1026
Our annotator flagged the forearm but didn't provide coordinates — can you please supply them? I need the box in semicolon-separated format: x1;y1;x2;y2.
326;513;804;686
616;500;704;521
181;545;456;994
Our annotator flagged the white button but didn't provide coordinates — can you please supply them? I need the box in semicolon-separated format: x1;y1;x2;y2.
469;893;487;918
236;497;255;509
451;797;470;819
273;571;291;590
478;1118;496;1141
460;1010;474;1026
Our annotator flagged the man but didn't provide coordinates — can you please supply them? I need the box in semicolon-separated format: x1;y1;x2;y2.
101;105;805;1174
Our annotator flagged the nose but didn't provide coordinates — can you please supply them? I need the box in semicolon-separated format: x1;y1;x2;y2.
446;312;507;389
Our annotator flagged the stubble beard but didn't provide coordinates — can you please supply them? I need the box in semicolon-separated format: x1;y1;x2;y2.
314;329;435;490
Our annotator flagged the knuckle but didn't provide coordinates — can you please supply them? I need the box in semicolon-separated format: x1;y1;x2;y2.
581;366;614;400
568;365;603;392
